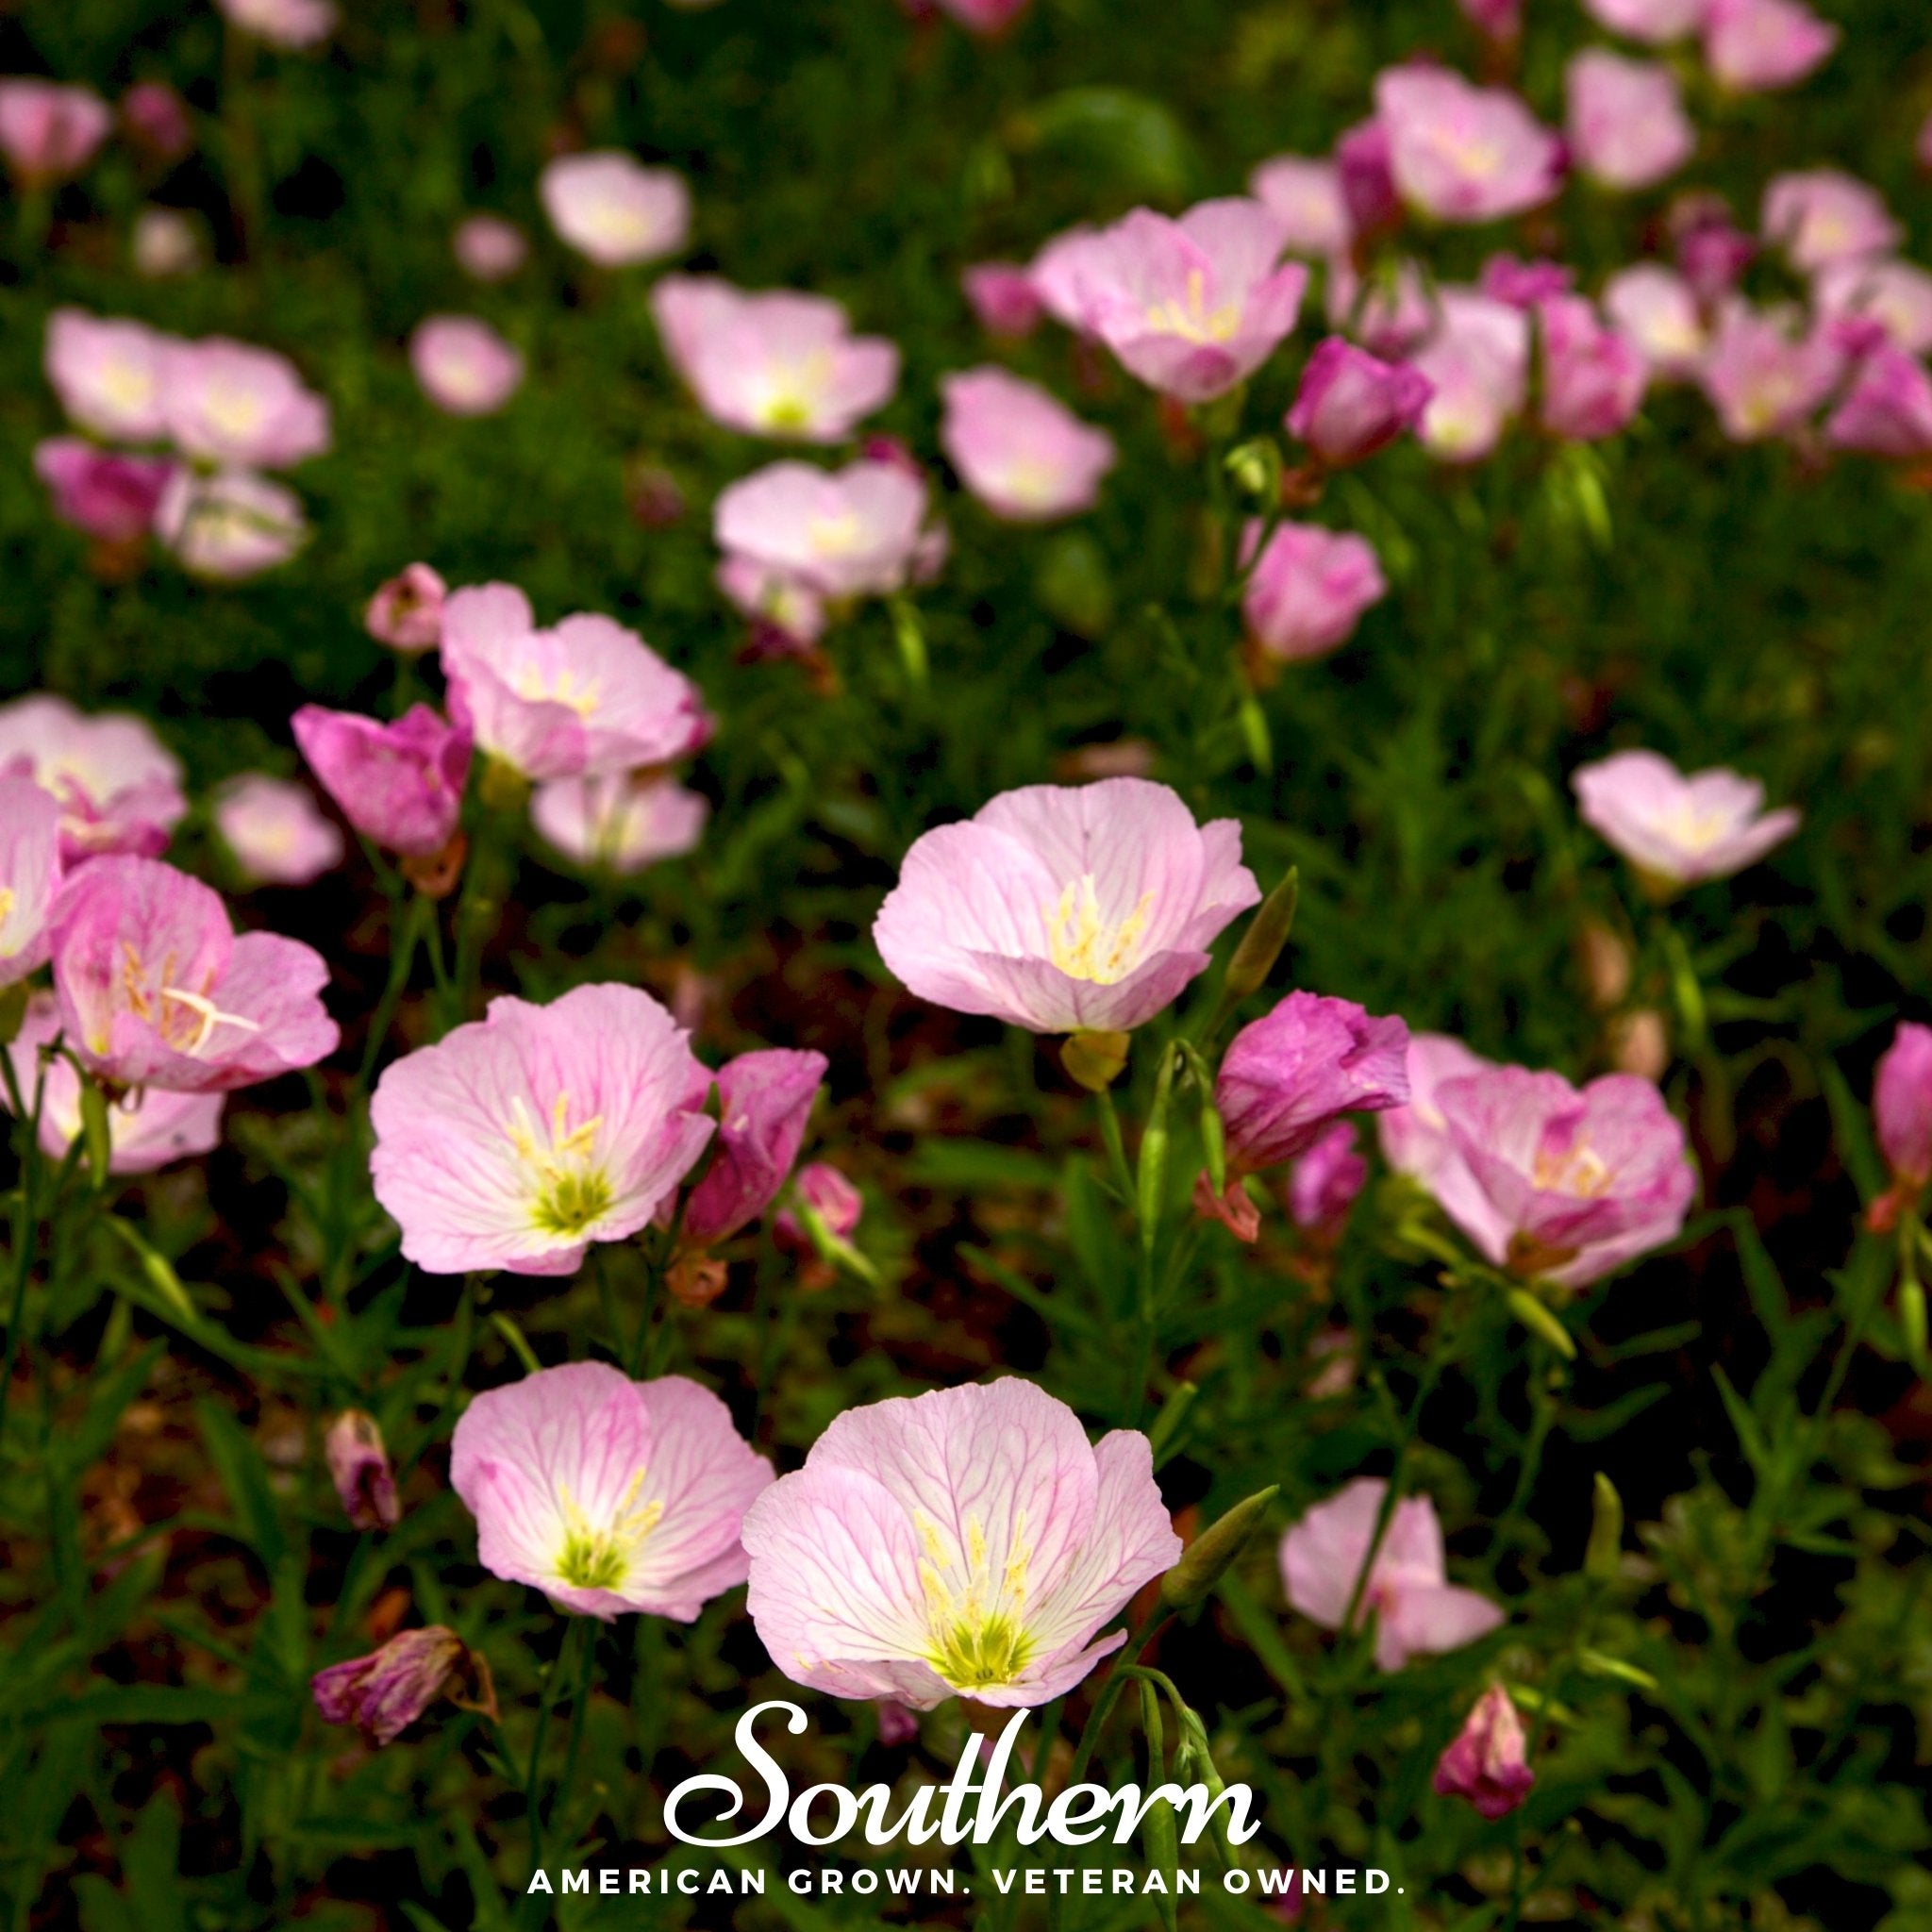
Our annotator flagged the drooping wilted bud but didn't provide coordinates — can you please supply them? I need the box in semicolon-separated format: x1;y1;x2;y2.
1432;1684;1534;1820
311;1626;496;1747
1160;1485;1279;1610
325;1410;400;1532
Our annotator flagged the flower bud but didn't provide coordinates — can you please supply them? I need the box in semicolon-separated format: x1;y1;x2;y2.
1585;1471;1624;1581
325;1410;400;1532
1221;870;1299;1006
1062;1029;1130;1092
1160;1485;1278;1610
1432;1684;1534;1820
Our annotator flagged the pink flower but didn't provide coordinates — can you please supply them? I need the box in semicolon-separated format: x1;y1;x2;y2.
961;262;1045;339
1373;67;1564;225
1248;157;1354;258
0;80;109;183
1434;1685;1535;1819
1574;748;1799;887
1458;0;1523;42
1698;300;1842;441
1280;1478;1504;1671
1539;296;1647;441
1407;291;1531;460
1334;121;1401;237
715;557;827;652
45;310;174;441
652;276;899;442
741;1379;1179;1707
1874;1023;1932;1191
1287;1122;1369;1239
1378;1033;1511;1259
1702;0;1837;92
291;704;472;858
0;694;186;860
33;440;174;545
132;208;204;277
50;856;338;1092
1673;192;1758;303
1584;0;1707;40
409;316;524;417
365;562;447;653
217;0;339;47
5;992;223;1174
1565;50;1695;192
932;0;1029;28
214;774;343;886
1479;255;1574;309
1325;256;1436;358
540;152;690;268
1431;1064;1695;1284
451;1360;772;1618
713;460;940;601
1286;338;1433;467
1763;171;1899;275
369;984;714;1275
439;583;712;781
0;776;63;989
159;338;330;468
1827;346;1932;458
1216;991;1411;1174
874;778;1259;1036
121;83;193;163
531;773;708;874
679;1049;828;1246
775;1162;863;1254
326;1410;399;1532
312;1628;491;1746
155;468;308;580
454;214;527;282
1044;200;1308;403
939;368;1116;522
1603;265;1707;378
1241;520;1388;663
1814;259;1932;357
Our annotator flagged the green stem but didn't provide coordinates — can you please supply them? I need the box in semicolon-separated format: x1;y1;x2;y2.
525;1619;594;1875
356;891;429;1091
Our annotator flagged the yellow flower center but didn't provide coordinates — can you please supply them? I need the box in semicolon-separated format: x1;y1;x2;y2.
554;1470;663;1592
507;1092;612;1238
1146;267;1241;344
1533;1141;1611;1198
512;663;602;717
0;885;16;953
1044;877;1154;985
114;942;263;1057
917;1511;1036;1694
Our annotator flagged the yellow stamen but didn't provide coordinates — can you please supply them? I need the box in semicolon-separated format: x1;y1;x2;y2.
1044;877;1154;985
554;1468;664;1592
1145;267;1241;345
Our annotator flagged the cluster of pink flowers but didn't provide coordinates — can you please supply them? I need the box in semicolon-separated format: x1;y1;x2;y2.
38;310;330;577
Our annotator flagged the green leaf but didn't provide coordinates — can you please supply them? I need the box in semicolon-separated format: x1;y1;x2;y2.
194;1400;289;1570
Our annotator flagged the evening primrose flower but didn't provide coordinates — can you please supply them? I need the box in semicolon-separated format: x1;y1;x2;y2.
49;856;338;1093
961;262;1046;339
1874;1024;1932;1198
1407;289;1530;462
368;984;714;1276
312;1628;494;1746
530;773;708;874
1538;296;1648;441
1697;300;1841;442
540;152;690;268
365;562;447;652
292;704;471;858
1828;347;1932;460
154;467;308;580
1286;338;1433;467
217;0;339;48
5;993;224;1174
1813;259;1932;358
408;316;525;417
1431;1064;1695;1285
450;1360;772;1619
1434;1685;1535;1818
1584;0;1706;41
0;776;63;989
938;368;1116;523
454;214;527;282
439;583;712;782
213;774;343;886
677;1049;828;1247
325;1409;399;1532
1046;198;1309;403
1377;1032;1512;1258
1603;266;1707;378
0;693;187;861
0;80;109;185
1280;1477;1504;1671
1762;171;1899;274
1702;0;1838;92
713;460;940;601
652;276;900;442
44;310;175;441
873;778;1260;1036
1248;156;1354;258
741;1378;1180;1707
1573;748;1799;888
34;441;175;546
1373;67;1565;225
1565;50;1696;192
1241;520;1389;665
159;338;331;468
